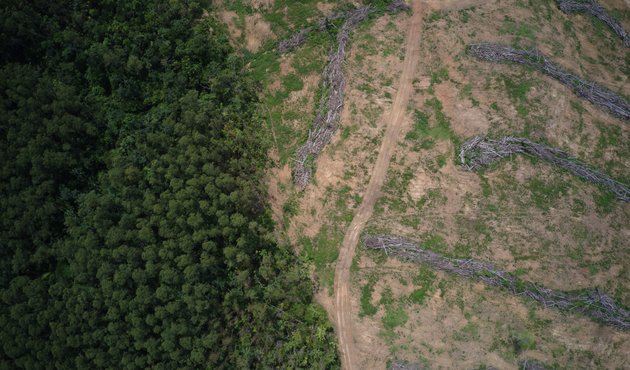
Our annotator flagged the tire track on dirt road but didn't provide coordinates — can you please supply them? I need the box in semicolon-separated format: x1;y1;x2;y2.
333;1;423;368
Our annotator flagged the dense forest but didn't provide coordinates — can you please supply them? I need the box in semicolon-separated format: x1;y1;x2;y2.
0;1;338;368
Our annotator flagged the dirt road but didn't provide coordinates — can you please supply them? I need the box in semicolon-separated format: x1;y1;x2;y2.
333;1;423;369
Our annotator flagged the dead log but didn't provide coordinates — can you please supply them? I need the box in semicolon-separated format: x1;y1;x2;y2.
278;11;348;54
519;359;549;370
387;0;412;14
388;361;425;370
469;43;630;121
287;1;410;187
292;5;371;187
459;136;630;202
364;234;630;331
278;0;410;54
557;0;630;47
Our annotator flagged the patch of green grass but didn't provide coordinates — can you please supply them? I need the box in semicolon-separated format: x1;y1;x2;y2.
563;19;582;52
301;225;342;294
430;67;450;85
571;100;586;131
249;52;281;84
571;197;587;216
340;124;357;141
282;73;304;92
499;16;536;42
323;184;356;224
454;322;480;341
405;110;430;140
382;305;408;329
570;100;586;114
516;104;529;118
423;234;448;253
593;188;615;214
527;176;569;211
418;188;448;209
380;286;394;306
426;98;451;132
291;34;328;74
358;82;376;95
422;97;457;145
595;122;621;158
282;196;299;223
383;166;415;206
269;111;305;164
283;0;320;27
479;174;492;197
360;278;378;317
461;83;480;107
458;7;474;23
427;10;446;23
409;267;436;305
510;330;537;354
264;11;289;31
436;154;447;168
590;17;611;41
502;75;531;102
357;33;379;56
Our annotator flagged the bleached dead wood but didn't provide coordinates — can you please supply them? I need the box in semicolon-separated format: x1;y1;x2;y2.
364;234;630;330
387;0;411;14
389;361;425;370
519;359;549;370
469;43;630;121
292;5;370;187
557;0;630;47
278;0;410;54
287;1;410;187
459;136;630;202
278;11;348;54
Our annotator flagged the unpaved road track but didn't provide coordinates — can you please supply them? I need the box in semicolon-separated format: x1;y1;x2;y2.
333;1;423;369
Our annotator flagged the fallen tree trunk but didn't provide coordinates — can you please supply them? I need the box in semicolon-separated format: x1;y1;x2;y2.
386;0;412;14
364;234;630;331
289;0;410;187
278;11;348;54
556;0;630;47
278;0;410;54
468;43;630;121
519;359;549;370
459;136;630;202
293;5;371;187
389;361;425;370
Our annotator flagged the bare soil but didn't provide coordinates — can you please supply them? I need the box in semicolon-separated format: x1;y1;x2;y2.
334;2;424;368
244;14;273;52
351;0;630;368
250;0;630;368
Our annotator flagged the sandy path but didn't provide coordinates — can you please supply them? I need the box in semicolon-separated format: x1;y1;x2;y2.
333;1;423;369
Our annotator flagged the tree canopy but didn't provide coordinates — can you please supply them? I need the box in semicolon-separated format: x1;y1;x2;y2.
0;1;339;368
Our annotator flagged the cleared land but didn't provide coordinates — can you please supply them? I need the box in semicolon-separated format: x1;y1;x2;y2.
217;0;630;368
334;2;423;368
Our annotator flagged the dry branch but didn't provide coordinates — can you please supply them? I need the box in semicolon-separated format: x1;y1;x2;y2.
278;0;410;54
288;1;410;187
292;5;371;187
459;136;630;202
387;0;412;14
364;234;630;331
557;0;630;47
469;43;630;121
277;11;348;54
519;359;549;370
389;361;425;370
